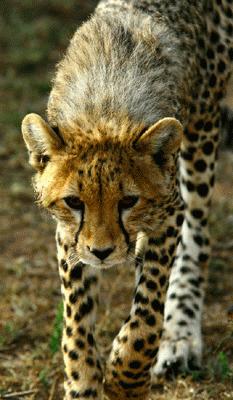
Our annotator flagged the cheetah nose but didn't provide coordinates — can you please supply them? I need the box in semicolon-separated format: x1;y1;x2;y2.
88;246;115;260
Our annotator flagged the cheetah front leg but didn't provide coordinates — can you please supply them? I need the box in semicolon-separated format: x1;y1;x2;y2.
56;225;103;400
153;119;220;376
104;204;184;400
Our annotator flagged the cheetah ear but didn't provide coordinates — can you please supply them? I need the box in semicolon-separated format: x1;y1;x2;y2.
134;117;183;167
22;113;64;170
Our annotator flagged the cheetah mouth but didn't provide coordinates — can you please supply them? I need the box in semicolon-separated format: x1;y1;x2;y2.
79;256;129;269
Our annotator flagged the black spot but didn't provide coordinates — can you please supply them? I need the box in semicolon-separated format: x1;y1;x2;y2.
194;120;204;130
83;389;98;397
145;315;156;326
85;356;95;367
199;253;209;263
188;278;200;288
209;74;217;87
168;244;175;256
227;24;233;35
66;326;73;337
183;307;195;318
60;259;68;272
84;276;98;290
178;320;188;326
74;297;94;322
191;208;204;219
204;121;213;132
210;175;215;186
198;38;205;49
119;380;147;389
226;5;233;17
135;307;149;318
229;47;233;60
149;235;166;246
176;214;184;226
146;280;157;291
210;30;219;43
197;183;209;197
129;360;142;369
66;305;72;317
62;277;71;289
151;299;164;314
167;206;175;215
70;390;79;398
218;60;226;73
191;289;201;298
202;141;214;155
189;105;196;114
153;150;166;168
71;371;79;380
133;339;145;352
148;334;157;344
160;255;169;265
87;333;95;346
145;250;158;261
207;48;215;59
70;264;83;280
139;274;146;285
193;235;203;246
130;320;139;329
64;244;68;252
217;43;225;53
134;292;149;305
202;90;210;99
169;292;176;299
167;226;175;237
199;58;207;69
194;159;207;172
159;275;166;287
57;234;62;246
123;370;141;379
180;266;190;274
188;132;199;142
63;344;68;353
144;348;158;359
69;350;78;360
150;267;160;277
71;288;85;304
186;180;195;191
75;339;85;349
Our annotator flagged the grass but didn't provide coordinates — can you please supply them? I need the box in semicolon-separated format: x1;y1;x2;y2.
50;302;63;355
0;1;233;399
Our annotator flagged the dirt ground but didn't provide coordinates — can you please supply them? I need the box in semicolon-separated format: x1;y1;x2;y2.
0;1;232;399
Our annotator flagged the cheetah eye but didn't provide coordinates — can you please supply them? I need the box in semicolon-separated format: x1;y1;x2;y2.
119;196;139;210
64;196;84;211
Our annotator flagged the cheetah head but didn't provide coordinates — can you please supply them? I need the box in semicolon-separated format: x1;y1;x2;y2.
22;114;182;269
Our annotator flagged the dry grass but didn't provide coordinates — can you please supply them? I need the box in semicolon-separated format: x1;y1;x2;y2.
0;1;232;399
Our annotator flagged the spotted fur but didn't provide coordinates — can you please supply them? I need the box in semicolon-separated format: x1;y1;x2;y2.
22;0;233;399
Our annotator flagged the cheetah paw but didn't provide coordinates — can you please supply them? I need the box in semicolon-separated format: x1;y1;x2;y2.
152;334;202;378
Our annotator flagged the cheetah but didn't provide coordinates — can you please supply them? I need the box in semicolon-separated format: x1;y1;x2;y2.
21;0;233;399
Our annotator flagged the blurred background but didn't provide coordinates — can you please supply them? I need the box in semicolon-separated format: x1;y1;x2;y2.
0;1;232;399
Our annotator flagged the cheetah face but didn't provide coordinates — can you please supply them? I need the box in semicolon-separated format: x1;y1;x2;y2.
22;114;182;269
